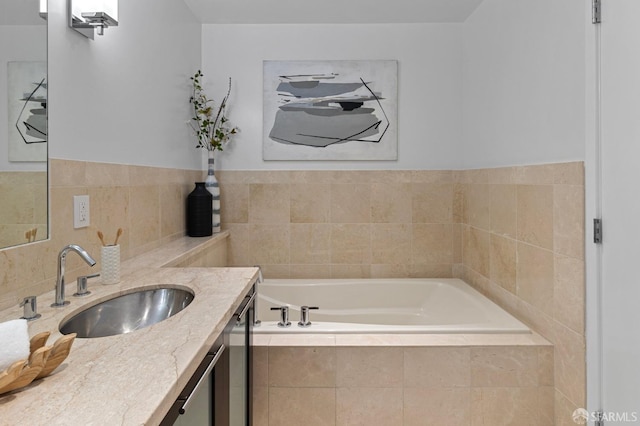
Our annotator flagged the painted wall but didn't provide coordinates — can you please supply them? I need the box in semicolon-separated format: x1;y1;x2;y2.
47;0;202;170
201;24;464;170
0;25;46;171
461;0;586;168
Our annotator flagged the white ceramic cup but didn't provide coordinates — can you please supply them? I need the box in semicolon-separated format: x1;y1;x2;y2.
101;244;120;285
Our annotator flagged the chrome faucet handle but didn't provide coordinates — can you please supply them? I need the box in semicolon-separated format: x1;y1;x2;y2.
20;296;41;321
298;306;319;327
270;306;291;327
74;273;101;297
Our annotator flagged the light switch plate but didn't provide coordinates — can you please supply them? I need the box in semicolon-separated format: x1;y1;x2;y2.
73;195;90;228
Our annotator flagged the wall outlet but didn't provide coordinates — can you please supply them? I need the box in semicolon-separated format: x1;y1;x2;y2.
73;195;90;228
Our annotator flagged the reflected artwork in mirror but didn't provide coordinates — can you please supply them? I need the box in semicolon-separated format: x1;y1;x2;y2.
0;0;48;249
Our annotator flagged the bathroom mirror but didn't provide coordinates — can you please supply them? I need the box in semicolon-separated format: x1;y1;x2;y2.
0;0;48;249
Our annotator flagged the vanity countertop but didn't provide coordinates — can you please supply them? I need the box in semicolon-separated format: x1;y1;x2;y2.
0;232;259;425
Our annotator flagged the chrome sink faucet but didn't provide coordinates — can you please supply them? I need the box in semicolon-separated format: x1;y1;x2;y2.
51;244;97;307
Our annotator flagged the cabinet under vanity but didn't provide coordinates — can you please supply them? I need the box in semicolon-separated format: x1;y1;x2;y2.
162;284;256;426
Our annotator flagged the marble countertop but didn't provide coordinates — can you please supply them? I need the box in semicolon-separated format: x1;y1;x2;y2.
0;233;259;425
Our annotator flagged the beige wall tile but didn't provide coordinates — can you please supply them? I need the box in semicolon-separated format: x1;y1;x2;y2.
269;346;336;387
269;387;336;426
371;182;412;224
411;170;453;183
538;346;555;386
290;264;332;279
464;226;490;277
409;263;453;278
331;224;371;264
554;255;585;334
259;264;291;278
466;169;489;184
49;158;86;187
553;162;585;185
128;185;160;252
555;389;581;426
220;183;249;223
404;347;471;388
222;223;249;266
467;184;491;230
252;386;268;426
490;234;516;293
554;184;585;260
517;185;554;250
517;243;554;316
370;264;411;278
160;184;185;238
471;387;549;426
404;388;471;426
554;323;586;407
453;223;463;263
488;167;515;184
453;183;465;224
330;264;371;278
330;183;371;223
85;162;130;187
411;183;453;224
249;183;290;223
336;347;403;387
490;184;517;237
290;224;331;265
370;170;413;183
371;223;412;265
291;183;331;223
336;387;403;426
248;224;290;265
471;346;539;387
514;164;556;185
412;224;453;265
253;346;268;388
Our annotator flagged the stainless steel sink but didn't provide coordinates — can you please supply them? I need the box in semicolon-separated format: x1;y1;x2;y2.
59;287;194;338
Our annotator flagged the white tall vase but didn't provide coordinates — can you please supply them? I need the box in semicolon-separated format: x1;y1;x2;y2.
205;150;221;233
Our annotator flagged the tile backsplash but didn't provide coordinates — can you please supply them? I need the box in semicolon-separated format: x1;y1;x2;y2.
0;159;585;423
0;171;47;248
0;159;202;311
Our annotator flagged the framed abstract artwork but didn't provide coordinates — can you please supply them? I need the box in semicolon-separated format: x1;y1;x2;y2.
263;60;397;161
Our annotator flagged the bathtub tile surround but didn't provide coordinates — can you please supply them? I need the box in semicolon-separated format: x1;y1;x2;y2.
220;161;585;424
457;162;585;423
253;335;553;425
218;169;457;279
0;158;203;311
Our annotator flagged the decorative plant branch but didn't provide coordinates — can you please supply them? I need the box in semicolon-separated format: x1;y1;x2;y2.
189;70;238;152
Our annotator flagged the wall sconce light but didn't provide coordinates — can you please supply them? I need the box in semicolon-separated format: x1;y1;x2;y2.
39;0;48;20
69;0;118;40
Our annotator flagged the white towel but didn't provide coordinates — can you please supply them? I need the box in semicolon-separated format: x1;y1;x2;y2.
0;319;30;371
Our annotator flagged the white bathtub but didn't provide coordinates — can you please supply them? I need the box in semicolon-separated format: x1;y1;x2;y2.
256;278;530;334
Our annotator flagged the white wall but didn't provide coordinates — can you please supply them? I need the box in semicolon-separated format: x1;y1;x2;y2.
201;24;463;170
0;25;46;171
461;0;586;168
47;0;202;170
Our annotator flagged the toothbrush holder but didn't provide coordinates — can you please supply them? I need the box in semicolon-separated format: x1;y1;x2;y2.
101;244;120;285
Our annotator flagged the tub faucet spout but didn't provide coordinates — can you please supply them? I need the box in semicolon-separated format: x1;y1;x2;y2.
52;244;97;308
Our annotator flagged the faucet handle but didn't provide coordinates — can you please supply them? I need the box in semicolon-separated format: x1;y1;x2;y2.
270;306;291;327
20;296;41;321
74;273;100;297
298;306;319;327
